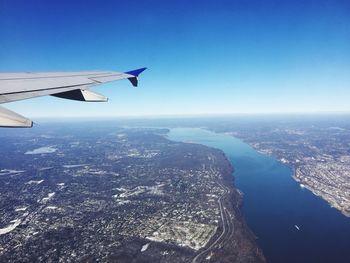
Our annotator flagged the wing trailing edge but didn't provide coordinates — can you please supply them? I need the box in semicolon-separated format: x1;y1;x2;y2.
0;106;33;128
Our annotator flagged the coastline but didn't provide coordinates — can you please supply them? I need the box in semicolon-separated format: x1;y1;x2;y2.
165;130;266;262
293;174;350;218
223;132;350;218
167;127;350;263
218;151;266;262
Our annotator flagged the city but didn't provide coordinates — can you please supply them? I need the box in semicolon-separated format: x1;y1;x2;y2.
0;125;264;262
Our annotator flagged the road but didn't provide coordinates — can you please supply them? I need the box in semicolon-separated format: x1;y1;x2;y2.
192;168;236;263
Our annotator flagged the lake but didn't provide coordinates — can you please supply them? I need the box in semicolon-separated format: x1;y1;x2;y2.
167;128;350;263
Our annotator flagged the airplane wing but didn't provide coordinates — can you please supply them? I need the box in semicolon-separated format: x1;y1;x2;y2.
0;67;146;128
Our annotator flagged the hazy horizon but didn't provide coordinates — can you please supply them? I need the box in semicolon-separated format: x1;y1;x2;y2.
22;111;350;120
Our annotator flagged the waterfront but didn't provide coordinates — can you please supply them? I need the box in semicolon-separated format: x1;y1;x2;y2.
167;128;350;263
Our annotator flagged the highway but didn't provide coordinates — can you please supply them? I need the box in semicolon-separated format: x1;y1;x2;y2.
192;169;236;263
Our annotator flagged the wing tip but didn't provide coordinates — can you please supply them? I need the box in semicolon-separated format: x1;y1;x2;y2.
125;67;147;77
125;67;147;87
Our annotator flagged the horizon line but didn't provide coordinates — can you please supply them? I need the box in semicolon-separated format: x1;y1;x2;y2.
31;111;350;120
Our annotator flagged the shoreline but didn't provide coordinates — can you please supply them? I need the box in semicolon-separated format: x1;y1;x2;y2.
164;130;266;263
165;130;266;262
223;132;350;218
197;147;266;263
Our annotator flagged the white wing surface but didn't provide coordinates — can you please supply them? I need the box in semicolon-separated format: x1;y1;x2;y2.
0;68;146;127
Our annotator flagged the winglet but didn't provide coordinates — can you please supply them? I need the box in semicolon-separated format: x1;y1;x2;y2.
125;67;147;87
125;67;147;77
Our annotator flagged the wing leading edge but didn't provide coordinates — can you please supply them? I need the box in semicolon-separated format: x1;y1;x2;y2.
0;67;146;127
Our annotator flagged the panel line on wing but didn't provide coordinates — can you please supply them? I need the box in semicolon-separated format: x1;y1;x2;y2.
0;82;96;96
0;72;123;81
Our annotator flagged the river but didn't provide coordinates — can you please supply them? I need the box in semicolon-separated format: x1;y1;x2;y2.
167;128;350;263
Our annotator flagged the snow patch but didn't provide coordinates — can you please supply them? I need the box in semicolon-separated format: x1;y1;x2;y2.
141;243;150;252
25;146;57;155
41;192;55;203
26;180;44;185
15;207;28;212
0;219;21;235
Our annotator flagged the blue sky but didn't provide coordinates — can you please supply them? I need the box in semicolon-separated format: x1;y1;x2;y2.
1;0;350;117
